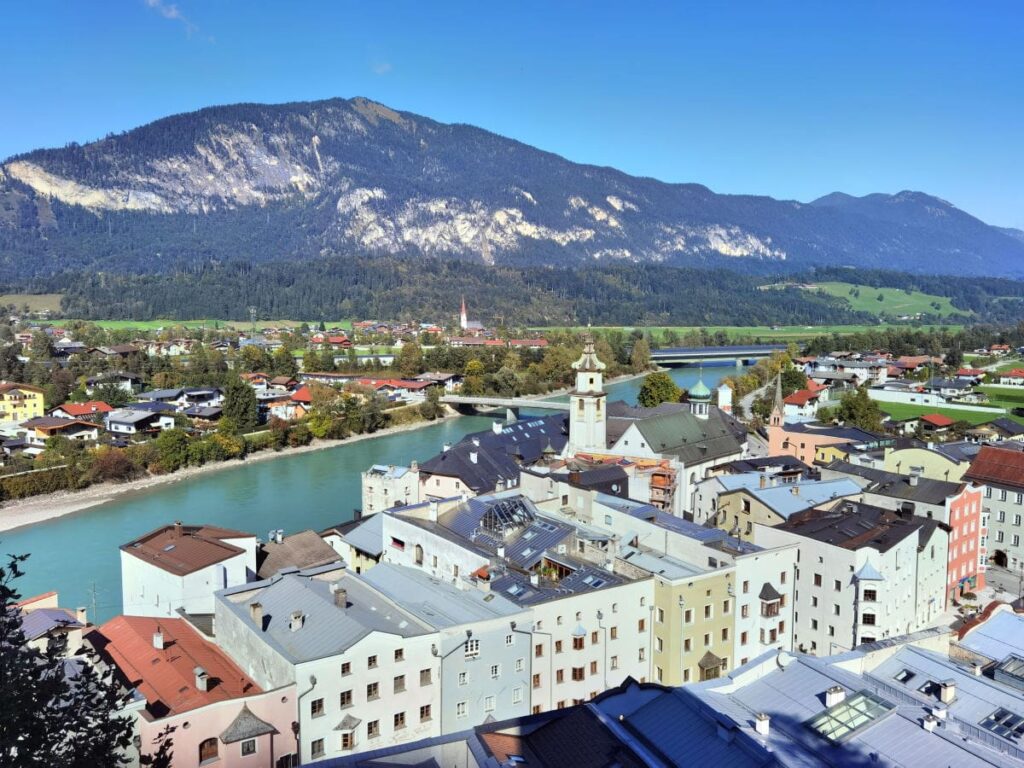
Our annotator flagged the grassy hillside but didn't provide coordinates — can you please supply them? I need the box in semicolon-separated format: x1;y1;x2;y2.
807;282;966;318
877;401;1005;425
0;293;63;312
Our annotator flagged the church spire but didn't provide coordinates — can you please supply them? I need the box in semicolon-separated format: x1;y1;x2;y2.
459;295;468;331
769;372;784;427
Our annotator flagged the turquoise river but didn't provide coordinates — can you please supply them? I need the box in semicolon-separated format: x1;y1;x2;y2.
1;365;744;619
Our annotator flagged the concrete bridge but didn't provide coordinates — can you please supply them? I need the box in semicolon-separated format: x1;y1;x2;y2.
651;344;787;367
441;394;570;421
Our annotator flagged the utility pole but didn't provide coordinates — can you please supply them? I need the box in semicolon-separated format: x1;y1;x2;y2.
89;581;98;624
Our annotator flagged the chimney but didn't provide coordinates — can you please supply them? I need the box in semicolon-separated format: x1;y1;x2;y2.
152;629;164;650
972;663;984;677
76;607;88;625
428;500;439;520
472;436;480;447
497;545;506;559
791;485;800;496
443;442;452;453
290;611;304;631
470;451;478;464
194;666;209;692
530;573;540;587
333;585;348;609
923;714;938;733
275;529;284;544
754;713;770;737
173;521;183;538
410;460;419;472
939;679;956;704
760;474;768;489
495;478;506;492
933;703;948;720
492;421;502;435
825;685;845;707
249;602;263;626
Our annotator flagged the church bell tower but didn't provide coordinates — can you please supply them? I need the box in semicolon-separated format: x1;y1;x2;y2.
568;334;607;455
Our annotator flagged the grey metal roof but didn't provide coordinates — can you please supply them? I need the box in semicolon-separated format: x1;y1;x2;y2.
106;408;162;425
333;514;385;557
960;612;1024;662
728;478;863;520
361;563;524;628
19;608;82;641
688;646;1024;767
137;388;184;401
217;567;432;663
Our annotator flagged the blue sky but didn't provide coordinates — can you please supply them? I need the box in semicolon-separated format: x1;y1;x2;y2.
4;1;1022;226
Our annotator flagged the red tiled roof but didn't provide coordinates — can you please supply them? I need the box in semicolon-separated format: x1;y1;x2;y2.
958;368;985;376
52;401;113;417
121;523;252;576
291;385;312;404
1001;369;1024;379
921;413;955;427
784;388;819;406
91;616;260;717
965;446;1024;490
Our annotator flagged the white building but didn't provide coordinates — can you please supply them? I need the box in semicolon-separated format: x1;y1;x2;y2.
119;522;256;618
755;500;948;656
361;462;421;516
567;334;607;455
215;564;440;762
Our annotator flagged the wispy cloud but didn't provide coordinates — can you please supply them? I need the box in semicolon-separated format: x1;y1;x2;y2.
144;0;199;37
372;60;393;76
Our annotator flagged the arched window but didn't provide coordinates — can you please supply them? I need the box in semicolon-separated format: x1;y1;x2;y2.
414;544;424;566
199;738;218;763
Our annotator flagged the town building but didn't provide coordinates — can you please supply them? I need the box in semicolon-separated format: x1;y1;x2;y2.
214;563;441;762
964;445;1024;569
89;615;297;768
710;476;863;542
16;591;87;655
0;381;45;426
120;522;257;618
755;500;948;654
361;463;420;515
105;408;176;436
823;461;986;601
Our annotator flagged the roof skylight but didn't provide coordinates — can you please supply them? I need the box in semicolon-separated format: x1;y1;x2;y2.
805;690;894;743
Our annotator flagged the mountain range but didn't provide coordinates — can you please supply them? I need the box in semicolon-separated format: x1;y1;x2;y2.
1;96;1022;283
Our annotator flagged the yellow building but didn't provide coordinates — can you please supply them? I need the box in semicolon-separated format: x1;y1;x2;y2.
0;382;45;424
882;445;967;482
652;569;736;686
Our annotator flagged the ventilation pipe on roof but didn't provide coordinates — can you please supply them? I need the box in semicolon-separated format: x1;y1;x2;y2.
250;602;263;626
493;421;502;435
152;629;164;650
443;443;452;453
754;713;770;736
923;714;938;733
825;685;845;707
275;530;284;545
469;451;478;465
173;521;183;538
972;663;984;677
194;666;209;692
290;611;305;632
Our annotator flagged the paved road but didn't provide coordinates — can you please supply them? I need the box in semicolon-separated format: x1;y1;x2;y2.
985;564;1024;600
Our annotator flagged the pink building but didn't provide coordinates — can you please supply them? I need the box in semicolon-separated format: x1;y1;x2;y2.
945;484;987;602
89;615;297;768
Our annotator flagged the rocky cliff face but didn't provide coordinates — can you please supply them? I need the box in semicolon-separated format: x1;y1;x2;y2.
2;96;1022;278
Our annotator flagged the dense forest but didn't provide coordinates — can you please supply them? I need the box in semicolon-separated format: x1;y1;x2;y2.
46;257;882;325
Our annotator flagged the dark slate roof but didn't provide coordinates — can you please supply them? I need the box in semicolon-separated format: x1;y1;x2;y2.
461;414;570;463
723;456;811;475
220;703;278;743
125;401;176;414
827;460;963;505
758;582;782;601
183;406;223;419
137;388;184;401
990;418;1024;437
778;500;941;553
418;442;521;494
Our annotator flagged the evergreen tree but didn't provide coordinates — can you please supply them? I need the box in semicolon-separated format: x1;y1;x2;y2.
0;553;135;768
222;377;259;433
637;371;682;407
396;342;424;379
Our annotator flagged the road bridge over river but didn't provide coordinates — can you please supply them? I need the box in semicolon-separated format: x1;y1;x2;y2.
441;394;571;421
651;344;787;366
